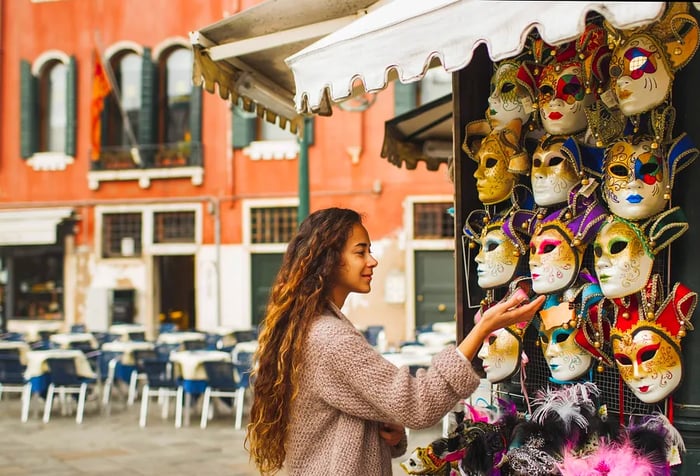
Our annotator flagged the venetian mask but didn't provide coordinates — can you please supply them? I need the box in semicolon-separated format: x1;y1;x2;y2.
609;35;672;116
529;226;580;295
611;325;682;403
538;63;594;135
477;327;522;383
593;220;653;299
474;228;520;289
487;61;534;131
603;137;669;220
531;136;581;207
539;325;593;382
472;132;519;205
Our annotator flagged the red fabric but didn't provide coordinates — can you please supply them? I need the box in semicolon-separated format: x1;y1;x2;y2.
91;51;111;161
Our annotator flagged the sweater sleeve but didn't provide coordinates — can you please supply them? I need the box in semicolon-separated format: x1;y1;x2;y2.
311;322;480;430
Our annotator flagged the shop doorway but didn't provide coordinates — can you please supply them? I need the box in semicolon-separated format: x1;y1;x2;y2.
414;250;455;330
250;253;283;327
155;255;195;330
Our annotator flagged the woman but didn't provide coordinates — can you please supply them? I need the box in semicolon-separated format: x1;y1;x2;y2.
246;208;544;475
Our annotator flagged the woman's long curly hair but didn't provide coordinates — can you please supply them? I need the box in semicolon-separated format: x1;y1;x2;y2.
245;207;363;474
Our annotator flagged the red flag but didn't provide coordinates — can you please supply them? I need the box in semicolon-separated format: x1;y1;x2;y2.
91;50;112;160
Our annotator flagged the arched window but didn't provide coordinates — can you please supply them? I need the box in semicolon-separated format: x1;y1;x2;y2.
162;47;193;144
38;60;67;152
104;51;142;148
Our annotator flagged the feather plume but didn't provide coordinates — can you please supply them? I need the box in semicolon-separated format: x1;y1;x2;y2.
558;440;671;476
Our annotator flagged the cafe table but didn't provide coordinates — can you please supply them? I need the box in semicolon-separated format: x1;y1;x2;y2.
109;324;148;342
101;340;156;382
156;331;206;347
24;349;96;396
0;341;30;364
49;332;99;350
8;320;63;343
169;350;231;426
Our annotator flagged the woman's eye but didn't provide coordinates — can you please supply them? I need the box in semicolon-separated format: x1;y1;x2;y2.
610;241;628;254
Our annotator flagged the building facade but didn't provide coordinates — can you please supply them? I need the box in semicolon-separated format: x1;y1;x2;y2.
0;0;457;346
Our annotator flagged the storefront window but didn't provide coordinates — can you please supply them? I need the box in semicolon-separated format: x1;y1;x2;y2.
11;251;63;320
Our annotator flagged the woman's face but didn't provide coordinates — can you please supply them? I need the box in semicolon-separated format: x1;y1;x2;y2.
529;227;579;294
603;139;669;220
612;327;682;403
531;140;580;206
487;62;532;130
474;228;519;289
539;325;592;381
331;223;378;306
472;135;517;205
593;220;653;298
610;35;672;116
477;327;521;383
538;64;593;135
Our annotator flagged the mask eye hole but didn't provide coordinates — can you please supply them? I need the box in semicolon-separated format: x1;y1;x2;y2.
593;244;602;258
615;354;632;366
639;162;659;176
562;83;581;96
609;164;629;177
487;335;497;346
501;82;515;94
540;85;554;98
553;331;571;344
539;334;549;346
542;244;557;254
610;64;622;78
533;158;542;167
485;242;499;252
640;348;658;362
485;158;498;168
610;241;627;254
548;156;564;167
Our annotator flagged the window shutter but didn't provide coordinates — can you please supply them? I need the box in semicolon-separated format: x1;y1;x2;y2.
394;82;417;116
65;56;77;157
139;47;156;165
232;104;255;149
189;84;202;165
20;59;38;158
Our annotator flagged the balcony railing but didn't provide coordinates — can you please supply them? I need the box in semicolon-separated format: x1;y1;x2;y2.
89;142;203;171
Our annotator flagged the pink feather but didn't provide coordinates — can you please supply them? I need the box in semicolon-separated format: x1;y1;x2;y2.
558;440;670;476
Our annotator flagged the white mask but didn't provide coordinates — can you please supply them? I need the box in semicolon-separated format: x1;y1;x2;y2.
529;226;580;295
531;137;581;207
474;228;520;289
477;327;522;383
539;325;592;381
487;62;533;131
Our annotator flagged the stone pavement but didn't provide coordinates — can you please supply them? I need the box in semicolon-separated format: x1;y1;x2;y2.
0;390;443;475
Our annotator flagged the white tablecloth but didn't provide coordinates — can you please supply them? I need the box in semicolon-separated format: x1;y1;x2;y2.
170;350;230;380
49;333;98;349
101;341;156;365
432;322;456;335
8;320;63;342
109;324;147;342
156;332;206;345
416;331;455;348
24;349;96;379
0;341;30;364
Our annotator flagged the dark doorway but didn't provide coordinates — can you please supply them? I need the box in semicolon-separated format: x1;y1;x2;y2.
251;253;283;327
414;250;456;330
155;255;195;330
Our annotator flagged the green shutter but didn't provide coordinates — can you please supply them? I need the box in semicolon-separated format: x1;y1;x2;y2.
189;84;202;165
139;47;155;165
232;104;255;149
20;59;38;158
65;56;77;157
394;82;417;116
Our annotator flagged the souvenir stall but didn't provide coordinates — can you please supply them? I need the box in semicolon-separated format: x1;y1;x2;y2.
289;3;700;474
193;1;700;473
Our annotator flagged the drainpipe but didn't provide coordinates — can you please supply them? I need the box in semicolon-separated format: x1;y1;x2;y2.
297;117;312;224
211;197;222;327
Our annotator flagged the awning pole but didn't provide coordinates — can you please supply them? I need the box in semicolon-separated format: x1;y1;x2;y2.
298;117;312;225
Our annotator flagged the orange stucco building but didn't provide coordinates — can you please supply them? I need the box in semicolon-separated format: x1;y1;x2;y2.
0;0;456;346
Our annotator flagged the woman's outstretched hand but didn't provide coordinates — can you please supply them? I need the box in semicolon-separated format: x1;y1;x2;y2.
458;293;545;360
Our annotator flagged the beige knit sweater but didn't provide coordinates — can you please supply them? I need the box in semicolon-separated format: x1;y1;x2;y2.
284;306;480;475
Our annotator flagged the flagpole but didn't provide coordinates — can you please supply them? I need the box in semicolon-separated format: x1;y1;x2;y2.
93;31;142;165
